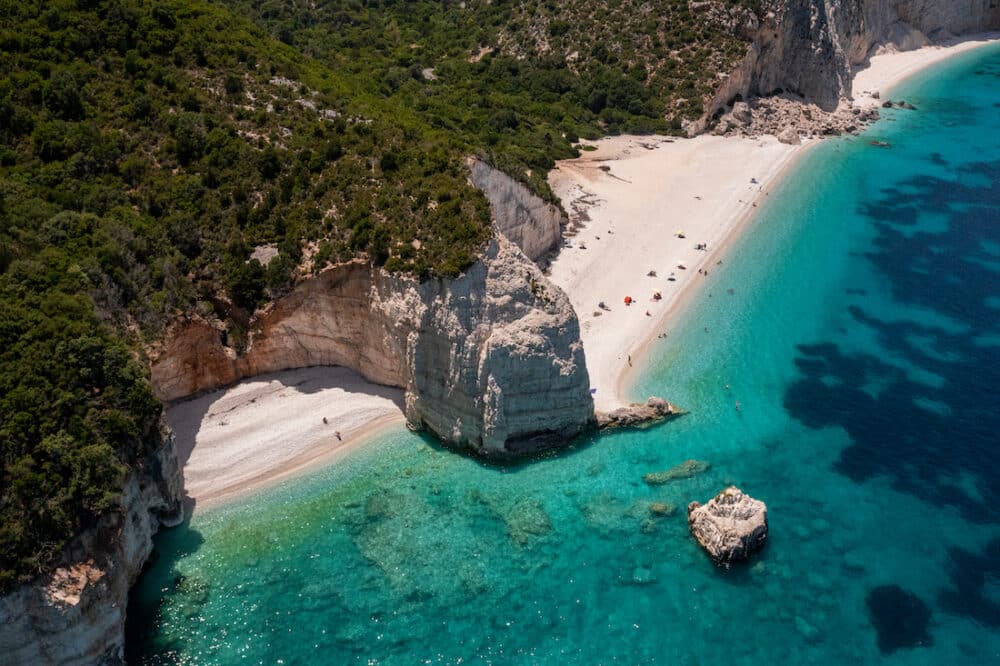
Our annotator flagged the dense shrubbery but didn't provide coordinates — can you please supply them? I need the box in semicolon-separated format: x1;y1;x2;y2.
220;0;759;196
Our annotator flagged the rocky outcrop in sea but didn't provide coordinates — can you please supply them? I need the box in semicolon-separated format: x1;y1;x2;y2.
687;486;768;564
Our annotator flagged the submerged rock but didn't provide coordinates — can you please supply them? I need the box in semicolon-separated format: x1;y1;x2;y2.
687;486;768;564
631;566;656;585
866;584;933;654
648;502;676;516
596;396;682;430
643;459;710;485
579;494;653;535
505;498;553;546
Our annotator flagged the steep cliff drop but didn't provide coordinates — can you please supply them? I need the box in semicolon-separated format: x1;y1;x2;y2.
467;158;566;266
150;235;595;457
706;0;1000;124
0;428;183;665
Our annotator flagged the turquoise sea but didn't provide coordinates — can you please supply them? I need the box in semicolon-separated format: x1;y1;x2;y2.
127;45;1000;664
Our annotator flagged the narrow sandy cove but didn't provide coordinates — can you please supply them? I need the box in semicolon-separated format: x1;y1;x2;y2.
546;134;804;412
166;366;405;510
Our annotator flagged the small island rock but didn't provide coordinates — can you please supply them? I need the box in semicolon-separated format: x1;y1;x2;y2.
687;486;768;564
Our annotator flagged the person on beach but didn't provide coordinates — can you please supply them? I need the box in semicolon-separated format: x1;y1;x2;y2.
335;431;342;441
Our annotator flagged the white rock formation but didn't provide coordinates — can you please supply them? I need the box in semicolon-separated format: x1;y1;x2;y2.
707;0;1000;120
149;236;595;455
468;158;565;265
688;486;769;564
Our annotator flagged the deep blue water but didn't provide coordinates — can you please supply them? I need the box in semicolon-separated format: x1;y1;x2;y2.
127;44;1000;664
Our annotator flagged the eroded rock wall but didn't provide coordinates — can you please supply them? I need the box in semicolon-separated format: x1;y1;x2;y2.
468;158;565;265
0;428;183;665
149;237;594;455
709;0;1000;117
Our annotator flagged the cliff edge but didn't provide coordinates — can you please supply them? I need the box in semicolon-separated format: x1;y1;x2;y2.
707;0;1000;121
150;235;594;456
0;428;183;664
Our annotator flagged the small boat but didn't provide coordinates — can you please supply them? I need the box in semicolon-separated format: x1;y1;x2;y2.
869;140;891;148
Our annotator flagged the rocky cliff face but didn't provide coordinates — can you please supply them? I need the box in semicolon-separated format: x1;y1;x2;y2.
150;236;594;455
0;428;183;665
468;158;566;265
709;0;1000;117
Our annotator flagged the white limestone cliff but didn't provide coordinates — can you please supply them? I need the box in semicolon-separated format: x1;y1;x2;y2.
149;236;595;455
468;158;566;265
708;0;1000;119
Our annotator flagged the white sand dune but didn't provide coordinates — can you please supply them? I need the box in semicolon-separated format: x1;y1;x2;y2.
166;366;404;509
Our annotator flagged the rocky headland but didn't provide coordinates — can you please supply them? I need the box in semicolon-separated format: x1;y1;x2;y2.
0;426;183;664
701;0;1000;139
150;234;596;457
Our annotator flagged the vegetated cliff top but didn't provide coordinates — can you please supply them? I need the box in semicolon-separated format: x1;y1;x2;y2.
0;0;764;591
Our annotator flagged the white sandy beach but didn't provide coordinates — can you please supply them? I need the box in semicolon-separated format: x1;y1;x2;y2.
852;32;1000;107
165;366;405;509
165;34;998;509
546;134;803;411
547;33;999;413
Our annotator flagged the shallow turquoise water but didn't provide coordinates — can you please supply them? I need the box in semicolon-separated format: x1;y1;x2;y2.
129;45;1000;664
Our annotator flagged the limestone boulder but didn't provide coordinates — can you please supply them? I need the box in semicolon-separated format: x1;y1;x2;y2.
687;486;768;564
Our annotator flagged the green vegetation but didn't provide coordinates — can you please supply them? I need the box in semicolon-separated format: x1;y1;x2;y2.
1;0;761;590
219;0;758;195
0;0;491;591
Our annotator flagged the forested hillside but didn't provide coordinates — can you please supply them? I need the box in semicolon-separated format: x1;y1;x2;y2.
218;0;759;192
0;0;492;591
0;0;761;590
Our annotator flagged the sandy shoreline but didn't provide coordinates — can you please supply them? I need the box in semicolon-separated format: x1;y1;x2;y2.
852;32;1000;108
546;134;805;411
547;33;999;412
165;366;405;511
165;34;998;512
